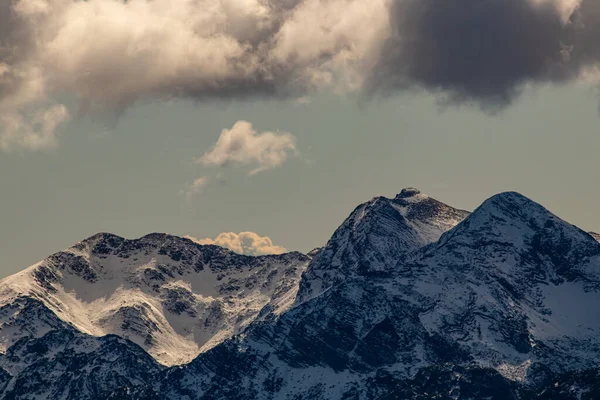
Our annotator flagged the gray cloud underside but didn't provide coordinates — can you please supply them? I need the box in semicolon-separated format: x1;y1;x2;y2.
370;0;600;109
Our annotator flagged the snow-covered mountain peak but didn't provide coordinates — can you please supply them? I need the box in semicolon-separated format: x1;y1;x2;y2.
77;231;125;246
3;190;600;399
436;191;600;262
0;232;310;366
470;191;547;222
74;231;232;262
295;189;469;303
390;192;600;381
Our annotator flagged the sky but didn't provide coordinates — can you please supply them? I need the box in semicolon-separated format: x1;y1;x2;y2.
1;0;600;277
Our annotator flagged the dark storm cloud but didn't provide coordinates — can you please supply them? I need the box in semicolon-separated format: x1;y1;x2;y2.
369;0;600;109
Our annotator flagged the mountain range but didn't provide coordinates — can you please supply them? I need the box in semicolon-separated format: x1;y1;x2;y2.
0;188;599;399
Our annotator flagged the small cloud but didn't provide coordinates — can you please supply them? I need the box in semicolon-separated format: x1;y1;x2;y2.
185;231;287;256
180;176;210;200
197;120;298;176
0;105;70;152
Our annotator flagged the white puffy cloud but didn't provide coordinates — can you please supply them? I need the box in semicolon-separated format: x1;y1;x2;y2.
198;120;297;175
185;232;287;256
0;0;389;150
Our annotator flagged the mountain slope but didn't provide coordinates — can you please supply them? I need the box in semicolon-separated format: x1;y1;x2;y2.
2;188;600;399
409;192;600;373
0;233;310;365
144;191;600;399
296;188;469;303
0;328;163;400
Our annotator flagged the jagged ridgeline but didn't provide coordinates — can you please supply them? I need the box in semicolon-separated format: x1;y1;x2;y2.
1;188;600;399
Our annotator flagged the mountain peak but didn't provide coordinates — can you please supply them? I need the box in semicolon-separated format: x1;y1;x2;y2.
467;191;562;230
395;187;427;201
0;230;311;366
434;190;600;283
5;188;600;399
79;232;125;245
480;190;531;207
296;189;469;303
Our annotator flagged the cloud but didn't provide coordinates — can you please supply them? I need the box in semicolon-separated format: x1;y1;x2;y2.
198;120;297;175
180;176;209;199
182;121;294;196
2;0;600;148
185;232;287;256
0;0;388;150
368;0;600;110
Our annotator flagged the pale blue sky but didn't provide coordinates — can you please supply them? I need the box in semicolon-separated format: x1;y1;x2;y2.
1;84;599;277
